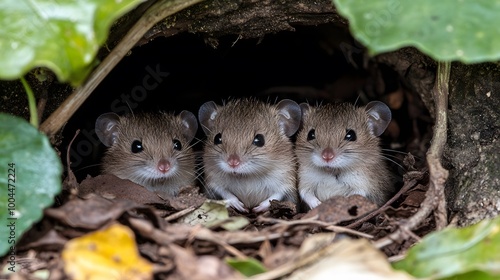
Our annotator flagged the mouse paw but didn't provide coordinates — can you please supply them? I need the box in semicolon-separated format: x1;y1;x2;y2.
225;198;248;213
252;200;271;213
305;197;322;209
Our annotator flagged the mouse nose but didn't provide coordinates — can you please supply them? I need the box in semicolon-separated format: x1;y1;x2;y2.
321;148;335;162
157;159;171;173
227;154;241;168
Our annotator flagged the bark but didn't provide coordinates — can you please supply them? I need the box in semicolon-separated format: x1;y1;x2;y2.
377;49;500;226
445;63;500;226
136;0;346;47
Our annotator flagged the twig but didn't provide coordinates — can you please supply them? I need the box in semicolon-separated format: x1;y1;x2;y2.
129;217;289;245
258;216;373;239
164;205;197;222
37;90;48;123
40;0;205;136
63;130;81;196
188;225;248;259
374;61;450;248
427;61;451;230
387;254;406;263
66;130;80;171
347;174;421;229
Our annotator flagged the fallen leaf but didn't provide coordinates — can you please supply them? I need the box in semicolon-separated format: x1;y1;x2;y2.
178;200;236;228
79;175;205;211
62;223;153;280
303;195;377;223
227;257;267;277
78;175;166;205
219;217;250;231
45;196;138;229
269;200;297;218
287;238;416;280
168;243;243;280
393;215;500;279
262;244;297;269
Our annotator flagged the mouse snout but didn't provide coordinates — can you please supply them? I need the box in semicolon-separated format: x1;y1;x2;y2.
227;154;241;168
157;159;171;173
321;148;335;162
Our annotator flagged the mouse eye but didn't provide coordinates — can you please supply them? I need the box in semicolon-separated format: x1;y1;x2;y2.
253;134;265;147
307;129;316;141
344;129;357;141
131;140;143;153
214;133;222;145
173;139;182;151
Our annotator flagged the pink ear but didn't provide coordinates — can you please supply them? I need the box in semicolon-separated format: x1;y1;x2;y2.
365;101;391;137
95;113;121;147
276;99;302;137
198;101;218;135
179;110;198;142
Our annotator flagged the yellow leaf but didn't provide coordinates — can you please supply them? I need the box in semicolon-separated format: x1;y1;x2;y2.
62;223;153;280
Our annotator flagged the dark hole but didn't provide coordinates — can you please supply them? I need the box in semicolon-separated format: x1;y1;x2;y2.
348;206;358;216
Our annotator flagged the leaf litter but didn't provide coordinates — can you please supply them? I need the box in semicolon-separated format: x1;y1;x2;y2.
0;154;434;279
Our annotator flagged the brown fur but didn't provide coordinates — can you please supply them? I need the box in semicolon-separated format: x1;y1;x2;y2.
200;98;299;212
101;113;196;196
296;103;394;206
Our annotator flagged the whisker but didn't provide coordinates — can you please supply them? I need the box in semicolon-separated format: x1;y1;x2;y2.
381;156;405;171
74;163;102;173
381;153;403;160
381;149;414;156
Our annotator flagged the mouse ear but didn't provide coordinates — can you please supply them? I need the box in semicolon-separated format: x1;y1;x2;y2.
365;101;392;137
276;99;302;137
179;110;198;142
299;103;311;120
198;101;218;135
95;113;121;147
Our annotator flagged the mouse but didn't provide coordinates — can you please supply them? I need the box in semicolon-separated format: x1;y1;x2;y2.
198;98;302;213
95;111;198;196
296;101;394;209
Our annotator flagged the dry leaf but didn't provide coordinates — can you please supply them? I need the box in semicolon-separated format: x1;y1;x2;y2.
287;238;416;280
303;195;377;223
62;223;153;280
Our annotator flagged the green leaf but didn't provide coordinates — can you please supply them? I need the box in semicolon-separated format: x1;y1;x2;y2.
0;113;62;256
440;270;495;280
393;216;500;279
0;0;144;85
332;0;500;63
226;258;267;277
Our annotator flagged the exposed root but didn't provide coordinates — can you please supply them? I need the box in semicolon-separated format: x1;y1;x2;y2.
375;61;450;248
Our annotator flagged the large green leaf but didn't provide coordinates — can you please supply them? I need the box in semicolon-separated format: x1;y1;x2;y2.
333;0;500;63
0;113;62;256
0;0;144;85
393;216;500;279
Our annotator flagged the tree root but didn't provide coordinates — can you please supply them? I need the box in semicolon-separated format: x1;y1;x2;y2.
375;61;450;248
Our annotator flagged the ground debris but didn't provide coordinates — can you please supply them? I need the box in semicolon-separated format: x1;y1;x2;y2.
2;168;432;279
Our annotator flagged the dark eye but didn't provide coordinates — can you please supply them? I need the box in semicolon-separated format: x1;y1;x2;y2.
253;134;265;147
173;139;182;151
307;129;316;141
214;133;222;145
131;140;143;153
345;129;357;141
